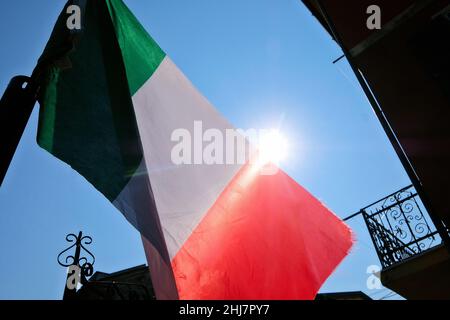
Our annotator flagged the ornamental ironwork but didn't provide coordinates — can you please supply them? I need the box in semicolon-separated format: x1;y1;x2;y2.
57;231;95;286
360;185;444;268
57;232;154;300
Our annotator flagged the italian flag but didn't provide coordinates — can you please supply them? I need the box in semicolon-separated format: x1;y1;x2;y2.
34;0;353;299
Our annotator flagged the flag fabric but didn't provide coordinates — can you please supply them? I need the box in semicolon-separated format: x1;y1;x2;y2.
34;0;353;299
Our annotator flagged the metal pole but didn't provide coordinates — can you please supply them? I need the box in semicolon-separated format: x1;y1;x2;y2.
0;76;38;186
343;211;362;222
314;0;450;250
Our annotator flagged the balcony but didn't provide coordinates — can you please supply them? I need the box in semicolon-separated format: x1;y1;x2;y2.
359;185;450;299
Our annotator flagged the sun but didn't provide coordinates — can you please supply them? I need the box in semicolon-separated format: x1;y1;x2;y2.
257;130;289;165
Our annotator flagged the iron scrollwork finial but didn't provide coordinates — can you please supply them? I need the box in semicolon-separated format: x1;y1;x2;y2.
57;231;95;285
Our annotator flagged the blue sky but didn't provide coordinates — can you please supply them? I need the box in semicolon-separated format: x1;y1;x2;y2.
0;0;409;300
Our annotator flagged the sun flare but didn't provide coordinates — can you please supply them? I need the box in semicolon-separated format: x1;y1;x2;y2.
257;130;289;165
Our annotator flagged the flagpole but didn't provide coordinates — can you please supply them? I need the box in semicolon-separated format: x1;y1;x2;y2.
0;76;38;186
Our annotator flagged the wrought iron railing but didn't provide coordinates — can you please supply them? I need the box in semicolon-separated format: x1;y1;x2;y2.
360;185;443;268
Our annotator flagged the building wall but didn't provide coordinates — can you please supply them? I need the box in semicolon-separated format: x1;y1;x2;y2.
303;0;450;225
353;1;450;224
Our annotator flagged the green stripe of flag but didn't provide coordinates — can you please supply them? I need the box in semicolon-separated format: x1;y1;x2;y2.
106;0;166;95
35;0;161;201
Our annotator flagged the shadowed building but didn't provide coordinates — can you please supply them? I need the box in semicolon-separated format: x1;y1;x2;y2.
316;291;371;300
301;0;450;299
74;265;155;300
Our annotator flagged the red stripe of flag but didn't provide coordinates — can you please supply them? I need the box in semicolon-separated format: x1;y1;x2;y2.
172;162;353;300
